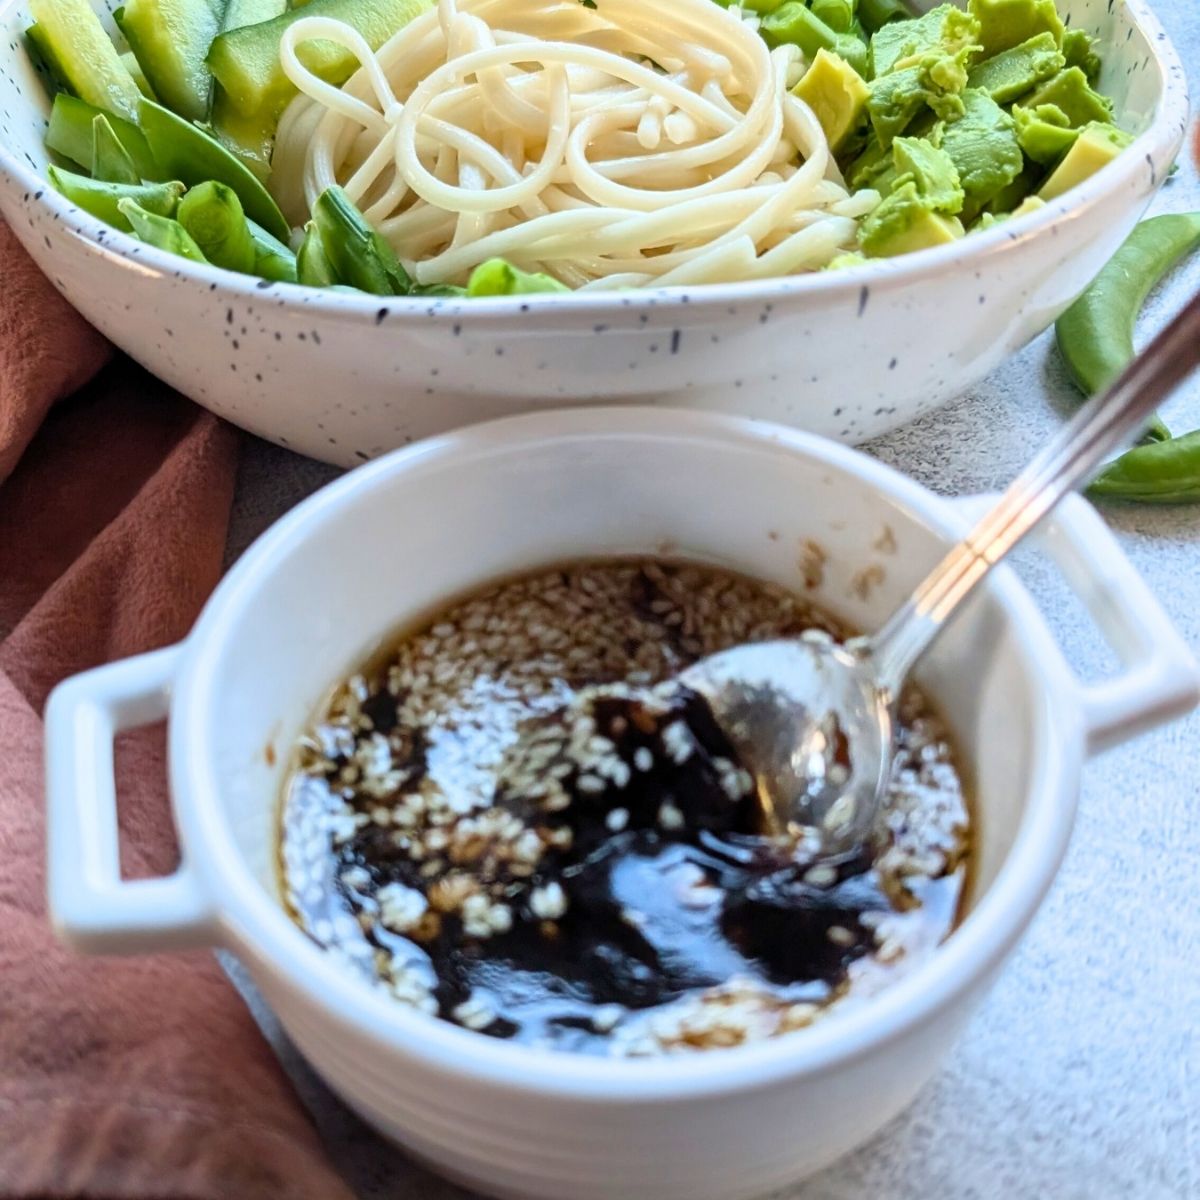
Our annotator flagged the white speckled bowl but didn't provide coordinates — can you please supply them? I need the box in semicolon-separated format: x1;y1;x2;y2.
0;0;1189;466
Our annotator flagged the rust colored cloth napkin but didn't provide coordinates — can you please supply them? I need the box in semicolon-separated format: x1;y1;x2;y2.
0;221;355;1200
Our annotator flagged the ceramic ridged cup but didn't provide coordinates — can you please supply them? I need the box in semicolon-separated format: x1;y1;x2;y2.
0;0;1189;466
45;410;1198;1200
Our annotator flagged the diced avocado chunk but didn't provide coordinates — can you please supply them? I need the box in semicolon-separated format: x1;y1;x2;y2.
982;161;1041;213
1039;121;1132;200
860;180;964;256
208;0;431;118
120;0;225;122
867;58;967;148
1025;66;1112;128
870;3;979;78
824;250;869;270
892;136;963;212
845;132;892;190
968;0;1063;58
966;31;1063;104
28;0;143;122
791;49;869;153
1061;28;1101;83
1011;195;1046;217
938;87;1024;213
1012;101;1078;163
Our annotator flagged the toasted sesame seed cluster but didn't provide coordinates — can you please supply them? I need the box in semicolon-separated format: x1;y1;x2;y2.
281;560;970;1056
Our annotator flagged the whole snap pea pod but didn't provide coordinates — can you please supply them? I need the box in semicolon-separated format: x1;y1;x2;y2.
1056;212;1200;443
48;166;183;231
91;115;139;185
117;198;209;263
177;181;256;274
1088;430;1200;504
246;219;298;283
312;186;411;295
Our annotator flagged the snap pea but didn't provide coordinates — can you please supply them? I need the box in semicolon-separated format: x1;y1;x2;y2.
246;219;298;283
177;181;256;274
48;165;183;230
91;114;139;184
117;198;208;262
1088;431;1200;504
466;258;570;297
297;220;338;288
138;97;291;241
809;0;856;35
312;186;411;295
858;0;913;36
45;93;162;180
1056;213;1200;400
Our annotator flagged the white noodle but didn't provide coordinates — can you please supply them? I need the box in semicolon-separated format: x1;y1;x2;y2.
271;0;871;288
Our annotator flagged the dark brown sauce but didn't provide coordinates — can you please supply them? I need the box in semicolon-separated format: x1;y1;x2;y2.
280;559;972;1055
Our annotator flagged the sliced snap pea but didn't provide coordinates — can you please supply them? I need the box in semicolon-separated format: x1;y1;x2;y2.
46;93;162;180
246;218;298;283
177;181;256;274
48;165;183;230
312;186;411;295
297;220;338;288
138;97;291;241
1056;213;1200;400
117;197;209;262
1088;431;1200;504
91;114;139;184
466;258;570;297
857;0;912;36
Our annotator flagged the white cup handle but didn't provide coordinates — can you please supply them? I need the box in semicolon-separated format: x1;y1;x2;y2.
44;644;217;954
950;493;1200;755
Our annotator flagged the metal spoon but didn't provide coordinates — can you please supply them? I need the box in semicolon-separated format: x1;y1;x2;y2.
681;291;1200;852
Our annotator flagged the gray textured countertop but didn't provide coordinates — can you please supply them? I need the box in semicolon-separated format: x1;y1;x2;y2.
223;4;1200;1194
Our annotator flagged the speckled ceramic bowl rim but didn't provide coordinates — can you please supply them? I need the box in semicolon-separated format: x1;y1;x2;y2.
0;0;1188;323
172;407;1084;1102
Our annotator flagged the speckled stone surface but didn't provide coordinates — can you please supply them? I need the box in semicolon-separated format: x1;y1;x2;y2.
220;4;1200;1194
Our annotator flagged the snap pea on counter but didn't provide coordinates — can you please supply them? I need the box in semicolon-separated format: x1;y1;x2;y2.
1055;213;1200;503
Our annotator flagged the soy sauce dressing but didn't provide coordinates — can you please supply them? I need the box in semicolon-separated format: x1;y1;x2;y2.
280;560;971;1056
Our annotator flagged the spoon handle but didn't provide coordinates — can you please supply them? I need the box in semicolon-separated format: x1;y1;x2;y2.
869;288;1200;697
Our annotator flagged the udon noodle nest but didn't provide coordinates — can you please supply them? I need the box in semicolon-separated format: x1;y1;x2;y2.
271;0;880;289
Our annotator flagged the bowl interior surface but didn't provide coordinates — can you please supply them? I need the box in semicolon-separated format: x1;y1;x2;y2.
0;0;1171;264
173;412;1073;1076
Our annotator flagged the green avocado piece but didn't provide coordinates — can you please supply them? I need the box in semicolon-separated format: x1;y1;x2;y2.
1025;66;1113;128
844;132;891;190
791;49;870;153
1039;121;1133;200
1061;28;1101;83
860;181;965;256
867;58;969;147
870;3;979;78
983;161;1042;213
968;0;1063;58
760;3;869;78
938;87;1024;213
892;136;963;212
966;31;1064;104
1012;101;1078;163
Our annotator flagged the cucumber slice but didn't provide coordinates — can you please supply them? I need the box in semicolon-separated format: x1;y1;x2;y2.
27;0;143;122
45;92;162;179
120;0;226;122
208;0;430;118
120;49;158;98
223;0;286;32
138;96;290;239
26;22;75;94
211;86;276;182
